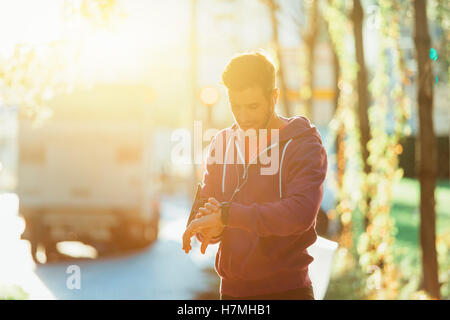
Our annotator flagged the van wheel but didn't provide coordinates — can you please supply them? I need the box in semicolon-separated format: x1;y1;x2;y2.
30;240;41;264
45;241;61;263
145;217;159;244
27;216;43;264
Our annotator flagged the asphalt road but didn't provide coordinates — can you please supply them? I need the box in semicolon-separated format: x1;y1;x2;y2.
0;193;219;299
0;191;337;300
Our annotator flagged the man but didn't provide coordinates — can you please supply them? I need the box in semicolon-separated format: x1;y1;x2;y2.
182;51;328;300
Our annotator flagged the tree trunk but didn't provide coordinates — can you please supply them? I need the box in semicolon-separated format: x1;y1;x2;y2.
413;0;440;299
324;11;346;240
267;0;291;117
352;0;372;229
328;16;344;190
304;0;319;120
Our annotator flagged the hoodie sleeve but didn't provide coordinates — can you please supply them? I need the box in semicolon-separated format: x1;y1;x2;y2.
226;135;328;237
195;133;224;244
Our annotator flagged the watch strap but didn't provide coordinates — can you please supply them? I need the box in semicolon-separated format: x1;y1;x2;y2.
220;202;230;226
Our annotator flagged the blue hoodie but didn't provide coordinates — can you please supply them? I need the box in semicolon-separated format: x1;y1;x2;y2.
198;115;328;297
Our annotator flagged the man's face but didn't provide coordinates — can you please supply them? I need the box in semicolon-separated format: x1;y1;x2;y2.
228;85;276;132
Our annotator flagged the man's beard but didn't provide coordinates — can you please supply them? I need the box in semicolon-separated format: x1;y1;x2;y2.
236;104;273;135
262;104;274;130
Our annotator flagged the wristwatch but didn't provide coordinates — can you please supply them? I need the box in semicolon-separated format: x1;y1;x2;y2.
220;202;230;226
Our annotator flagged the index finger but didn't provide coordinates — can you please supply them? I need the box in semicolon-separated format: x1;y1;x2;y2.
200;234;211;254
183;217;207;242
182;220;199;253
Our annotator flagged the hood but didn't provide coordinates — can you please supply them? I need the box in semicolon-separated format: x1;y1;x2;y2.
230;115;323;145
278;115;323;144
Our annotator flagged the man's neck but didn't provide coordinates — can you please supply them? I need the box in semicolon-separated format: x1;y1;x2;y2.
266;113;287;130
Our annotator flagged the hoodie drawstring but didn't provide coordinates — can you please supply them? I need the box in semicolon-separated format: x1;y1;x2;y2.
279;138;293;199
221;132;294;199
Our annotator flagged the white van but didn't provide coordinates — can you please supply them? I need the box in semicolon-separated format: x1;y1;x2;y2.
18;85;160;263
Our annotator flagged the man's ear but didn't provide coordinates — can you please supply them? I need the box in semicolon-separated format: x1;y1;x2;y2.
273;88;280;105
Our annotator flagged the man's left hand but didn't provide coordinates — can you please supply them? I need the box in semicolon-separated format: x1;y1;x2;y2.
182;198;224;254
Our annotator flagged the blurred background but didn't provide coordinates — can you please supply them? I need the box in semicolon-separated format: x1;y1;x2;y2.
0;0;448;300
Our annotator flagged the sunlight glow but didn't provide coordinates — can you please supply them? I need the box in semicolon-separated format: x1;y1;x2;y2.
0;0;63;57
57;241;98;259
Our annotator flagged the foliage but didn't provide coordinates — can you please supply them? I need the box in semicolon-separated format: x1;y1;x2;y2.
0;0;124;125
0;41;79;124
0;285;29;300
327;178;450;299
429;0;450;83
323;0;424;299
353;0;416;299
324;0;362;254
